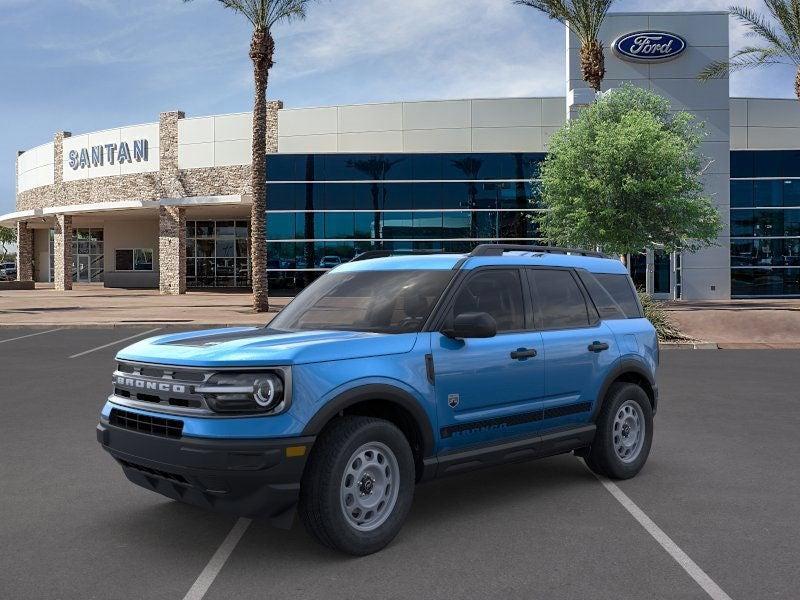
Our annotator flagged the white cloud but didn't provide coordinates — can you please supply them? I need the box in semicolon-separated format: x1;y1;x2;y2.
267;0;565;103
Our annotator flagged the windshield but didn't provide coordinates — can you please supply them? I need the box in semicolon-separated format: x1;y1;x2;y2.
270;269;454;334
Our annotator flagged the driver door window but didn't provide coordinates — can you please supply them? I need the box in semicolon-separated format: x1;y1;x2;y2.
447;269;526;332
433;267;544;452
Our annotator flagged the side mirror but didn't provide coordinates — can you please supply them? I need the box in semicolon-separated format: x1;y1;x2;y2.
442;312;497;339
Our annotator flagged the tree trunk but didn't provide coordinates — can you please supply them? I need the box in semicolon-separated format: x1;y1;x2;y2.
796;67;800;102
580;40;605;92
250;29;274;312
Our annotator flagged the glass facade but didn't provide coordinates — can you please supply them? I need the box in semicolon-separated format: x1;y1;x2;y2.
186;220;251;288
731;151;800;296
264;153;545;292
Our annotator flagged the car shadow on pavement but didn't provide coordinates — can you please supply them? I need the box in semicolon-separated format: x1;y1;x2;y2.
232;454;598;562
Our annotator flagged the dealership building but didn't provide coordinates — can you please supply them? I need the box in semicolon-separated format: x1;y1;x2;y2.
4;10;800;299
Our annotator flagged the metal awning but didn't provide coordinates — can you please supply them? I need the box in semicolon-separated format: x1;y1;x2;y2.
0;194;246;227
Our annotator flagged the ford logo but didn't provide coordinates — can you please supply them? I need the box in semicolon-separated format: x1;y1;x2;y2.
613;31;686;62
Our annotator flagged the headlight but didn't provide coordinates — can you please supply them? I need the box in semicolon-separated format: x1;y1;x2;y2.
197;371;288;414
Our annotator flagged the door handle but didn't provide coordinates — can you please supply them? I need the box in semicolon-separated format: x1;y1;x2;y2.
510;348;537;360
588;341;610;353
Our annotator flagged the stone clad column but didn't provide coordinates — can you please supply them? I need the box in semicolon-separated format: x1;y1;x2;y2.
158;111;187;295
53;214;73;291
265;100;282;154
159;205;186;295
159;111;186;199
16;221;33;282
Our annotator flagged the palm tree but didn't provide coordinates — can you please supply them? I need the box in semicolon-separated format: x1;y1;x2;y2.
185;0;314;312
451;157;484;239
348;157;404;244
699;2;800;101
515;0;615;92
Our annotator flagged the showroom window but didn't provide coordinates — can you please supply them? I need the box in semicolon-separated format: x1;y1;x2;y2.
263;153;546;293
731;150;800;297
115;248;153;272
186;220;250;288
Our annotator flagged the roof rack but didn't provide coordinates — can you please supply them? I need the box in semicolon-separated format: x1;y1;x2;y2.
469;244;607;259
350;249;447;262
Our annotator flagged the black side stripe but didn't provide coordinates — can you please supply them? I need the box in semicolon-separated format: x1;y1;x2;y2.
440;401;592;439
544;401;592;420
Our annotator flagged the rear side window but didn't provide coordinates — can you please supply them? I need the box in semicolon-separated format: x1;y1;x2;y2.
529;269;590;329
579;271;642;319
447;269;526;332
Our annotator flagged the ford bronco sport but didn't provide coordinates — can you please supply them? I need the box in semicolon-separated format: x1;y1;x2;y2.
97;244;658;555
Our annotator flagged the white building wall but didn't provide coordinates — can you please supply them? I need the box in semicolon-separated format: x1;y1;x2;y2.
177;112;253;169
730;98;800;150
568;11;731;300
274;98;565;154
17;142;55;193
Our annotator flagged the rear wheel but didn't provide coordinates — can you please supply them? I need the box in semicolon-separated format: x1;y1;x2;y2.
298;416;414;555
584;382;653;479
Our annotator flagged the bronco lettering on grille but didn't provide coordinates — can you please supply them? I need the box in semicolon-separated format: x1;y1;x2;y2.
115;376;186;394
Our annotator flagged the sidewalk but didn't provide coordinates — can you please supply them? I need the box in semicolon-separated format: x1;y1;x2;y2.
664;299;800;348
0;284;285;327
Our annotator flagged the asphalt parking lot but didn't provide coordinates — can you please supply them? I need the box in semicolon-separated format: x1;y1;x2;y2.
1;327;798;600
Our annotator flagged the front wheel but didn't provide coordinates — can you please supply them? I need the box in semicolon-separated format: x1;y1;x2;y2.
298;416;415;555
583;382;653;479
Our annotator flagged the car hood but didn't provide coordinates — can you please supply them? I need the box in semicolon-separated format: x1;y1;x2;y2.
116;326;418;367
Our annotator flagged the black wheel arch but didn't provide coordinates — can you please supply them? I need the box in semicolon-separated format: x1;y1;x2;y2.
302;384;435;479
592;359;658;421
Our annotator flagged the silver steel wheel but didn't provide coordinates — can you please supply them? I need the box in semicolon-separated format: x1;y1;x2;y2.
613;400;645;463
340;441;400;532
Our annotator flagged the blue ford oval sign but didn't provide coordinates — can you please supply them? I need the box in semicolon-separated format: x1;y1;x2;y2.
613;31;687;62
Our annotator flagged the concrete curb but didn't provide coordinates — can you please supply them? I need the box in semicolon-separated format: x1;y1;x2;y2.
660;341;719;350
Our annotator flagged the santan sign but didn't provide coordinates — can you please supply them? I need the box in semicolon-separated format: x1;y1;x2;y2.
68;139;149;170
613;31;687;62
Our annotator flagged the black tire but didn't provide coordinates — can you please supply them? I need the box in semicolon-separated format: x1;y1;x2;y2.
298;415;415;555
584;382;653;479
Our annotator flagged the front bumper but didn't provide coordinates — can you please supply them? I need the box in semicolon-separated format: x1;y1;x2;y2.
97;419;314;527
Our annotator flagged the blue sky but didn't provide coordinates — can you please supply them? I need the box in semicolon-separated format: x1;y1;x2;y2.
1;0;797;215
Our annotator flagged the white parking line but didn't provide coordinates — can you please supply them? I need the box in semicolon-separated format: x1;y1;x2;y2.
182;518;252;600
591;471;734;600
0;328;63;345
68;328;162;359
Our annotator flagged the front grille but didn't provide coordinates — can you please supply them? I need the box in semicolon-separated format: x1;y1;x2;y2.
112;361;213;414
109;408;183;439
118;459;188;484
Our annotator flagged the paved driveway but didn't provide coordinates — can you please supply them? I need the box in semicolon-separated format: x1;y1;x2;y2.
1;327;797;599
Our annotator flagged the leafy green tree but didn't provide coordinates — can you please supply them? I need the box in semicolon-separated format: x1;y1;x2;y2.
537;84;722;259
0;226;15;263
699;2;800;100
184;0;316;311
515;0;615;92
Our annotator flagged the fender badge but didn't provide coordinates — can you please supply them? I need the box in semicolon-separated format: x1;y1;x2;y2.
448;393;459;408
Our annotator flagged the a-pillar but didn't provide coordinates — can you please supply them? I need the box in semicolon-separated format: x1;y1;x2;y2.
16;221;33;282
158;205;186;295
53;214;73;291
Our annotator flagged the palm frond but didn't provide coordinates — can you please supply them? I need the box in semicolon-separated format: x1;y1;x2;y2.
730;5;800;64
699;46;789;80
515;0;615;43
192;0;311;29
265;0;310;28
698;60;731;80
764;0;800;46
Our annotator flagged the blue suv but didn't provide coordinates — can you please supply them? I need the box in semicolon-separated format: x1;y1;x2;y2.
97;245;658;555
